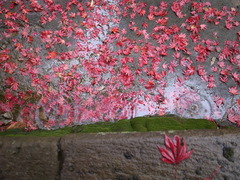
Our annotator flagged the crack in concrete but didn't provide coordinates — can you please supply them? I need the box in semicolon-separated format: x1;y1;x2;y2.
56;137;64;180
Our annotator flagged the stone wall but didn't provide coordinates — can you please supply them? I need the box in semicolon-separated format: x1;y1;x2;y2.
1;129;240;180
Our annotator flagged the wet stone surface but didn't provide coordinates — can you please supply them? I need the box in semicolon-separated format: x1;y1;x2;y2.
0;0;239;130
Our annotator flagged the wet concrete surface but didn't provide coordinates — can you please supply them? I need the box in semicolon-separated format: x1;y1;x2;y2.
0;0;239;129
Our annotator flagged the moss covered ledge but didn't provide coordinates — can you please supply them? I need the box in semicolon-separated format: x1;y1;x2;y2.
0;115;226;137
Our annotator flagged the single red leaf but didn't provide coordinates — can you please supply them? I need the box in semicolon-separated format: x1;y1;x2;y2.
157;134;193;165
46;51;57;59
229;87;238;95
111;27;119;34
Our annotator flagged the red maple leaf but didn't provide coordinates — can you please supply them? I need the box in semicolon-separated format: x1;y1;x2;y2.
228;87;238;95
0;53;10;63
213;96;225;107
157;134;193;165
237;99;240;106
2;62;17;74
111;27;119;34
183;65;196;76
4;77;18;91
144;80;155;89
46;51;57;59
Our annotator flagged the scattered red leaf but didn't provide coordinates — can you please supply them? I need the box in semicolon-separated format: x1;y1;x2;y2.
157;133;193;165
111;27;119;34
46;51;57;59
228;87;238;95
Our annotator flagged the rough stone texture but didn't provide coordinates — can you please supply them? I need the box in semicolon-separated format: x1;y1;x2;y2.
0;136;60;180
0;129;240;180
60;129;240;180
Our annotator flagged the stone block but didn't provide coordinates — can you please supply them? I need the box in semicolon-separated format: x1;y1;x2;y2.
0;136;60;180
60;129;240;180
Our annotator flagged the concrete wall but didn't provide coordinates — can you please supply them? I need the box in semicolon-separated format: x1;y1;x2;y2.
1;129;240;180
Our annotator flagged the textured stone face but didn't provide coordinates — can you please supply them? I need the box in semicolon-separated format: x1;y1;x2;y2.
0;129;240;180
59;129;240;180
0;136;60;180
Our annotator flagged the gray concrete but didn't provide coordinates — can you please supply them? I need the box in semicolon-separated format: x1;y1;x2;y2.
0;0;239;129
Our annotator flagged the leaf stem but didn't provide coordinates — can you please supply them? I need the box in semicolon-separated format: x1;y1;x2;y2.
207;165;221;180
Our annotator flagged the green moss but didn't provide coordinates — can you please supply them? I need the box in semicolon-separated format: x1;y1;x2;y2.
0;128;26;136
146;117;216;131
181;118;217;130
130;117;148;132
76;122;112;133
146;117;183;131
129;116;217;132
0;127;73;136
110;119;133;132
0;116;219;136
29;127;73;136
223;147;234;162
71;119;133;133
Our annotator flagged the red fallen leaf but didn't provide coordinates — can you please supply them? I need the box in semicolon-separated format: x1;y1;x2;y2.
197;65;206;77
2;62;17;74
46;51;57;59
183;65;196;76
28;36;34;42
111;27;119;34
228;87;238;95
157;134;193;165
0;53;10;62
148;14;155;20
5;77;18;91
213;96;225;107
171;1;186;18
237;99;240;105
232;72;239;82
5;12;12;19
142;22;148;28
220;69;229;76
220;75;228;83
144;80;155;89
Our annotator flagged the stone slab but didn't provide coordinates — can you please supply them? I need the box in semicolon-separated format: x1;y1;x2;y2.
0;136;60;180
0;129;239;180
60;129;240;180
